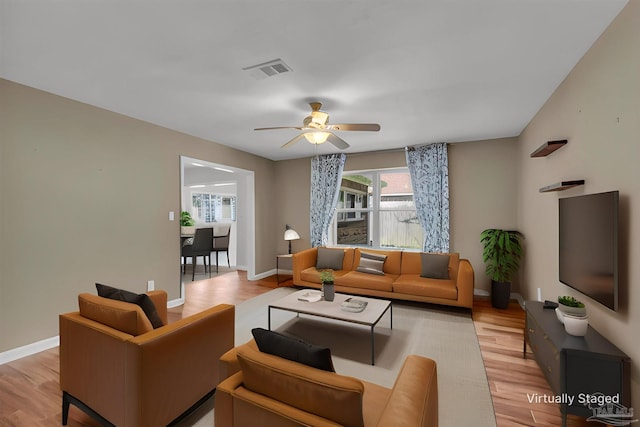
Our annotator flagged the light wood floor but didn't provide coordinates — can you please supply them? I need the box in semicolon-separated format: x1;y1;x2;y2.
0;271;593;426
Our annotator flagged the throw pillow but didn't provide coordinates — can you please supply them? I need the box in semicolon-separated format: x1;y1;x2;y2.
95;283;164;329
316;247;345;270
420;253;450;279
356;251;386;275
251;328;335;372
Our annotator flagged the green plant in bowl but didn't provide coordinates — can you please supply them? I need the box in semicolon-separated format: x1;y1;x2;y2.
319;269;334;284
557;295;586;317
180;211;195;226
318;269;335;301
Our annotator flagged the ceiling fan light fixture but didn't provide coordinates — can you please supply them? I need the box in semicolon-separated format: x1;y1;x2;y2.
304;131;331;144
310;111;329;126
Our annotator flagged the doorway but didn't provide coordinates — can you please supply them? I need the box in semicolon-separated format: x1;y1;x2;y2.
180;156;255;288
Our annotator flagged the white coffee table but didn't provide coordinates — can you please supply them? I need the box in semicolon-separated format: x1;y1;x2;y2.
268;289;393;365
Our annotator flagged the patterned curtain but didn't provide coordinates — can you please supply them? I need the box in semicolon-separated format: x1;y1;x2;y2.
310;153;346;247
405;143;450;252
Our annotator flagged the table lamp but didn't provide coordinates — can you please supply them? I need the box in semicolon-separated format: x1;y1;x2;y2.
284;224;300;254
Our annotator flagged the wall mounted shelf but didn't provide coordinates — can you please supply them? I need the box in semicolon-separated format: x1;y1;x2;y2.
530;139;568;157
539;180;585;193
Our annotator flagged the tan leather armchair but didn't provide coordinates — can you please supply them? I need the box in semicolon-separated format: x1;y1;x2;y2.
216;341;438;427
59;290;235;426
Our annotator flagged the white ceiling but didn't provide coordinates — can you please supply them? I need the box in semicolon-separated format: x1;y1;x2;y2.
0;0;627;161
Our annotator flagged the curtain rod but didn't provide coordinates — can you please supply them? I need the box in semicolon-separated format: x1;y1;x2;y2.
348;142;448;157
346;147;406;157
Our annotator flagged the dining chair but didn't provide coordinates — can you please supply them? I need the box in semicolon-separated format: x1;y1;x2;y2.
211;227;231;273
182;227;214;280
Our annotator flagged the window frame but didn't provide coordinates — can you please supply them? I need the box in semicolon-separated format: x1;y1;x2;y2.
191;192;237;223
331;167;421;249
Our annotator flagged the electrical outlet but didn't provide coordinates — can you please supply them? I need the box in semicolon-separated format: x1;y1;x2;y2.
147;280;155;291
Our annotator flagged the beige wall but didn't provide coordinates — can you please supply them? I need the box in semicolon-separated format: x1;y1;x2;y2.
274;140;520;294
517;0;639;411
448;138;520;292
275;158;312;255
0;79;277;352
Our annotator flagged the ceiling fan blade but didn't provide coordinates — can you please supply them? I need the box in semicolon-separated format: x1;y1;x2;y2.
281;133;306;149
326;133;350;150
254;126;305;131
326;123;381;131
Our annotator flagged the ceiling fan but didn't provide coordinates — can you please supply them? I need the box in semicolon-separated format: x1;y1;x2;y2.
254;102;381;149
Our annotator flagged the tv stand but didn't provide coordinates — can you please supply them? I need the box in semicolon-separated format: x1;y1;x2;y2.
524;301;631;427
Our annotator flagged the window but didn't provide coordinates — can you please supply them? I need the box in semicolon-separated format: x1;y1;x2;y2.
192;193;236;222
333;169;422;249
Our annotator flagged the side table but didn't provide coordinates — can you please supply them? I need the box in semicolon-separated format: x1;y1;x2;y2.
276;254;293;285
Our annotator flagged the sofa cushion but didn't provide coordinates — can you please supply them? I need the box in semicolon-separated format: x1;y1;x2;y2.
78;293;154;336
96;283;164;328
401;251;460;276
300;266;351;284
251;328;334;372
393;275;458;300
336;271;397;291
420;253;451;279
356;251;387;275
236;344;365;427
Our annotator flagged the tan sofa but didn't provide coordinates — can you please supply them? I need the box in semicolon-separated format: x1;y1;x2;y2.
293;247;474;309
59;290;235;426
216;340;438;427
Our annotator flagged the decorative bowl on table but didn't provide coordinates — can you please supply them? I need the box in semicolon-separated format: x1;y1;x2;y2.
562;313;589;336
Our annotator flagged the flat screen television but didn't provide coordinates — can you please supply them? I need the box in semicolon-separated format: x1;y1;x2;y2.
559;191;619;311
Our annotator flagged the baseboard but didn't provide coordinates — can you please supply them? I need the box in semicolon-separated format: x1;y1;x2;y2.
168;298;185;308
473;289;525;308
513;292;525;308
250;268;276;280
0;336;59;365
474;288;490;297
1;297;189;364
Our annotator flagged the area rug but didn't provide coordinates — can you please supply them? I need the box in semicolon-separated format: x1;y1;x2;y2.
177;287;496;427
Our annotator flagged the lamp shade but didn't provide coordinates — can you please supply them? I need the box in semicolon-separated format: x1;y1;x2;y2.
303;131;330;144
284;225;300;254
284;227;300;241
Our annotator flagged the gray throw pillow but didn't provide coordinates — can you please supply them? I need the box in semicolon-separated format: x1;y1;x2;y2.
316;247;345;270
356;251;386;275
251;328;335;372
420;253;450;279
95;283;164;329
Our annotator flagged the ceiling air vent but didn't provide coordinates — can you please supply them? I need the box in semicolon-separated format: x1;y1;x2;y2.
242;58;292;80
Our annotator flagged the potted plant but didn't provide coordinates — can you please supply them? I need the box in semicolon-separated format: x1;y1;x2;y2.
556;296;588;336
319;269;335;301
557;295;587;316
480;229;524;309
180;211;196;236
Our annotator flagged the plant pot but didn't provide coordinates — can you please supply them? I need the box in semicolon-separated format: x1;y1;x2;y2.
563;313;589;336
322;281;335;302
181;226;195;236
491;281;511;309
557;303;587;317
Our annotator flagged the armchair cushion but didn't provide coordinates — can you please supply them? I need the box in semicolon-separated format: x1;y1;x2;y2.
78;293;154;336
236;344;364;427
251;328;334;372
96;283;164;328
